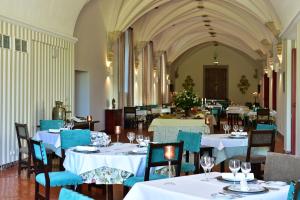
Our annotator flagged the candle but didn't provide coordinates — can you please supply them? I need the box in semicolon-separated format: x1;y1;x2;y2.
164;145;175;160
115;126;121;135
86;115;93;123
204;98;207;104
205;117;210;125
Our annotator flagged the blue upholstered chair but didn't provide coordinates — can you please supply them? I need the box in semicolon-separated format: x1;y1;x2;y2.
123;141;184;196
177;130;202;174
287;181;300;200
60;130;91;169
30;139;83;200
211;108;221;129
40;120;64;131
59;188;94;200
256;123;277;132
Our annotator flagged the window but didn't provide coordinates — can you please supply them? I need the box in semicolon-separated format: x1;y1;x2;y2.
3;35;10;49
22;40;27;52
0;34;2;47
15;38;27;52
15;38;21;51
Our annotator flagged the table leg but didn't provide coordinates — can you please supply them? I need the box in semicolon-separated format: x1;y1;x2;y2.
106;185;113;200
220;161;225;172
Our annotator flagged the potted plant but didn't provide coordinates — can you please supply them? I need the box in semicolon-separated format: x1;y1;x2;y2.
173;89;200;117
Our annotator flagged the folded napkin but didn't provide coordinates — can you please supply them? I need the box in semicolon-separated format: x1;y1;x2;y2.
48;129;60;133
231;132;248;136
132;147;147;154
222;173;254;181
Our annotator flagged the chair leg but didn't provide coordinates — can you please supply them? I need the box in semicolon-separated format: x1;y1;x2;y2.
18;153;22;176
35;182;39;200
27;154;31;178
45;185;50;200
123;186;130;198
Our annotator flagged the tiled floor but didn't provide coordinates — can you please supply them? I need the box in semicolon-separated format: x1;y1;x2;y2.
0;127;284;200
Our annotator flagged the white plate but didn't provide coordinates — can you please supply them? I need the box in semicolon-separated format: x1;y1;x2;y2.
265;181;287;187
75;146;98;152
48;129;60;133
224;185;268;194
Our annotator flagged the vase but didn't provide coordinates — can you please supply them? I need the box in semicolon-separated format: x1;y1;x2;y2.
52;101;66;120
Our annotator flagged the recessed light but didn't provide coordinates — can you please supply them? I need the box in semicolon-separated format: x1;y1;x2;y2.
202;14;208;18
154;6;159;9
203;20;211;23
205;24;210;27
197;5;204;9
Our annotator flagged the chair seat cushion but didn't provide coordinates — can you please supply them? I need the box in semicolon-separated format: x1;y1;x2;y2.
124;174;167;187
181;163;195;173
36;171;83;187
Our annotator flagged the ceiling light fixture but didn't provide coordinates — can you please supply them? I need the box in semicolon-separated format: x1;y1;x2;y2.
213;43;219;65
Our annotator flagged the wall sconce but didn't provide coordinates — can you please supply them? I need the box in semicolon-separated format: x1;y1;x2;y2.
106;65;113;76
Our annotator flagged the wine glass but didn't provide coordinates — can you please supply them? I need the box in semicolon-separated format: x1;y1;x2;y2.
239;126;244;132
69;120;74;130
105;135;111;147
241;162;251;179
207;157;215;178
227;125;231;134
144;136;150;146
200;156;211;180
91;132;97;145
229;159;241;185
233;125;238;132
127;132;135;144
136;134;144;147
223;123;227;134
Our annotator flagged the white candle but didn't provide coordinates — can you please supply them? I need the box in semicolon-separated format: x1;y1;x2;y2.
164;145;175;160
115;126;121;135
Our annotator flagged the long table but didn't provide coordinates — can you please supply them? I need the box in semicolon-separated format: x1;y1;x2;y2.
124;172;289;200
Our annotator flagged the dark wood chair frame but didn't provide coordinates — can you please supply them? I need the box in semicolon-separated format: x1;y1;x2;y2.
294;181;300;200
124;106;138;129
30;139;80;200
123;141;184;196
256;108;271;124
246;130;275;179
227;113;240;126
15;123;34;178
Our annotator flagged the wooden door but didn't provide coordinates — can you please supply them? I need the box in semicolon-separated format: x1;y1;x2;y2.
291;48;296;154
204;65;228;99
263;73;269;108
272;70;277;110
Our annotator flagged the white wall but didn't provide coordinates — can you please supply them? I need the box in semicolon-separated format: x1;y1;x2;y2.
75;70;90;117
173;45;260;105
74;0;110;130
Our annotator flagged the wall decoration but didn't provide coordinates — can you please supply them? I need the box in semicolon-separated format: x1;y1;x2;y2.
182;75;195;91
237;75;250;94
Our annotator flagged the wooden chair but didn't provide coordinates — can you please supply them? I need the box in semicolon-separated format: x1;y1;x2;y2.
124;107;137;129
177;130;202;174
59;188;94;200
123;141;184;196
287;181;300;200
227;113;240;126
15;123;33;178
30;139;83;200
246;130;275;179
256;108;270;124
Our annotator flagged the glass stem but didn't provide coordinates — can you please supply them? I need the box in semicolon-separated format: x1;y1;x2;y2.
117;134;119;143
168;160;172;179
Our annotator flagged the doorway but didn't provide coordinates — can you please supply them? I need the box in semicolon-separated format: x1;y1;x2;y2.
203;65;228;99
75;70;90;117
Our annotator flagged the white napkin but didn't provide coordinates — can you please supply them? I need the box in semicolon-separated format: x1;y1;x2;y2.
240;175;249;191
48;129;60;133
75;146;98;152
231;132;248;136
222;173;254;181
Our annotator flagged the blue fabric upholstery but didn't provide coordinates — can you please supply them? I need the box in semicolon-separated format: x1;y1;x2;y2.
181;163;196;173
147;144;180;164
59;188;93;200
33;142;48;165
123;174;167;187
36;171;83;187
256;123;277;131
287;181;300;200
177;131;202;153
40;120;64;131
60;130;91;150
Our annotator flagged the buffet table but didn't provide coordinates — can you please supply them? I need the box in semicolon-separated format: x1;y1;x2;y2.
124;172;289;200
149;118;210;142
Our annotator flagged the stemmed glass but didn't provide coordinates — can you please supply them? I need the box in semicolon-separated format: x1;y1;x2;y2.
144;136;150;146
223;124;227;134
233;125;238;132
115;126;121;144
207;157;215;177
91;132;97;145
69;120;74;130
229;159;241;185
239;126;244;132
241;162;251;179
127;132;136;144
200;156;212;181
136;134;144;147
227;125;231;134
105;135;111;147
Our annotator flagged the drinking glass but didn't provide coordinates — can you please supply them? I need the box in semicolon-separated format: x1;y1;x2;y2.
105;135;111;147
233;125;238;132
223;124;227;134
241;162;251;178
91;132;97;145
69;120;74;130
227;125;231;134
239;126;244;132
200;156;211;180
127;132;135;144
136;134;144;147
144;136;150;146
229;159;241;185
207;157;215;178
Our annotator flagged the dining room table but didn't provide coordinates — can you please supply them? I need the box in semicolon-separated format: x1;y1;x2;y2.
124;172;289;200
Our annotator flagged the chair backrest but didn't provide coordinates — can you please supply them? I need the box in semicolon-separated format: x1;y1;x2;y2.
264;152;300;182
287;181;300;200
227;113;239;126
40;120;64;131
59;188;94;200
15;123;30;149
145;142;184;181
256;108;270;123
30;139;49;181
246;130;275;161
60;130;91;150
177;130;202;153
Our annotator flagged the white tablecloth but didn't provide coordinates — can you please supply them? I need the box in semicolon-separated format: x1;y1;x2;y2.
149;119;210;142
124;172;289;200
202;134;248;151
63;143;147;176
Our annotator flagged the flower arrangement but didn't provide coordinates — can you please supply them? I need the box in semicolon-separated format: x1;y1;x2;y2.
173;90;200;112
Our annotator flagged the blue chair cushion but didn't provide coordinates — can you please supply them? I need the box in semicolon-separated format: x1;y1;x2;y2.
36;171;83;187
59;188;93;200
177;131;202;153
40;120;64;131
288;181;300;200
256;123;277;131
61;130;91;150
123;174;167;187
181;163;195;173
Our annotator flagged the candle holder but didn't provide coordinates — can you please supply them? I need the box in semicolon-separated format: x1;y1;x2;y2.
87;115;92;130
115;125;121;144
164;145;176;185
